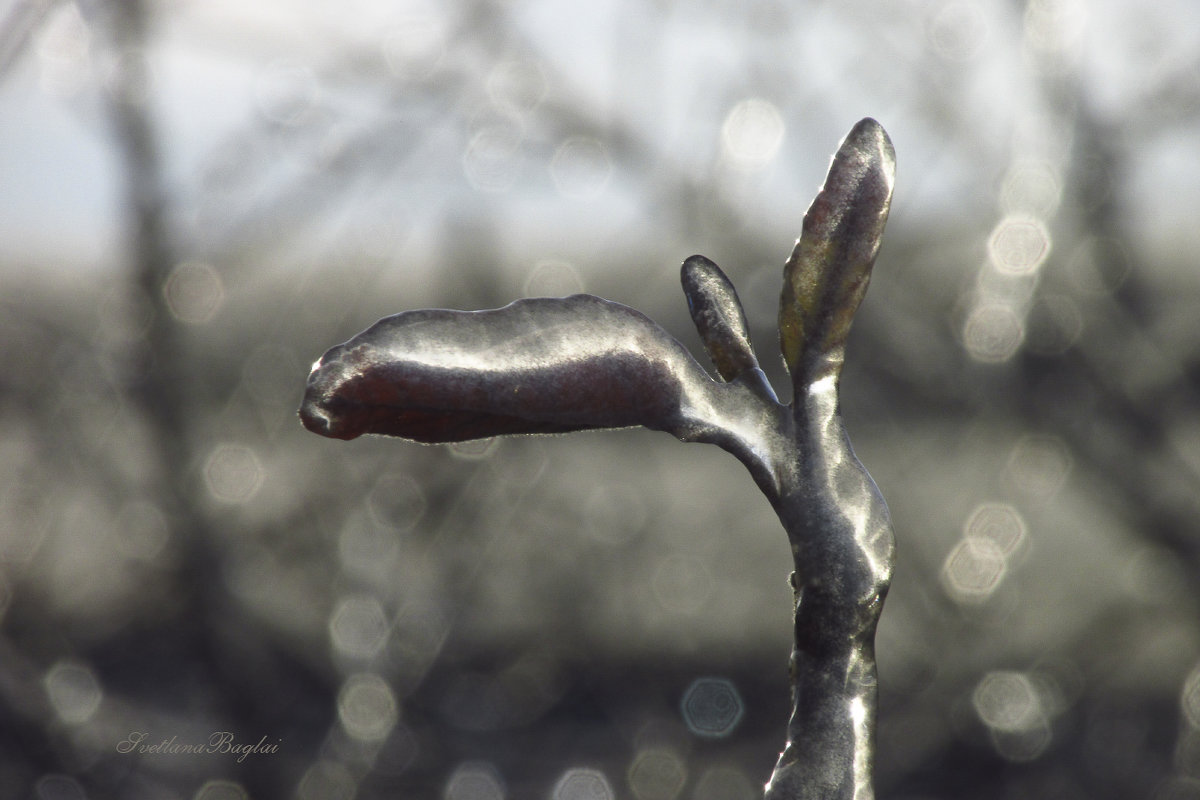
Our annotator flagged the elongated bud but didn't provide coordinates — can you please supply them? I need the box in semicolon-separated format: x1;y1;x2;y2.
779;118;895;387
300;295;716;443
681;254;760;382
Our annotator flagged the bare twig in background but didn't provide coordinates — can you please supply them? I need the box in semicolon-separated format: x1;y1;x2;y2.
2;0;1200;797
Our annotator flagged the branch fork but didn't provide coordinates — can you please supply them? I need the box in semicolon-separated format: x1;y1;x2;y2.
301;118;897;800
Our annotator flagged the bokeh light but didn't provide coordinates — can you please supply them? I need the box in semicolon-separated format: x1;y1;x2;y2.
973;671;1043;733
964;503;1027;556
297;761;357;800
330;594;390;660
963;302;1025;363
692;765;757;800
550;137;612;200
382;11;448;80
943;501;1033;607
194;780;249;800
626;748;686;800
524;259;586;298
43;660;102;725
462;123;524;193
163;261;225;325
972;671;1055;762
338;672;398;742
552;767;613;800
6;0;1200;796
926;1;991;62
942;536;1008;604
681;677;744;739
993;722;1054;763
487;58;547;117
1024;0;1088;57
367;472;426;531
988;216;1051;275
1007;435;1073;500
203;443;264;504
721;98;784;170
444;761;506;800
1000;162;1062;216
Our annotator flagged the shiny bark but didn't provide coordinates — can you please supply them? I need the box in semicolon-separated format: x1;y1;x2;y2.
300;119;896;800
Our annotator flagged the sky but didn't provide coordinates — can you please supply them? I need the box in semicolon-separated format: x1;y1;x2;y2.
1;0;1198;276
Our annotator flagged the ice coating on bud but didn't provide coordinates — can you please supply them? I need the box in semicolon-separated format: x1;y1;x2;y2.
681;254;760;382
779;118;895;385
300;295;716;443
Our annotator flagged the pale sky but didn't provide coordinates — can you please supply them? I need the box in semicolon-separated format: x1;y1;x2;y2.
1;0;1197;275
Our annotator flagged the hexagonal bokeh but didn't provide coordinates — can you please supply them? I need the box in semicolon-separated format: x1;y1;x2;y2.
337;673;397;742
680;677;744;739
551;767;613;800
941;536;1008;603
988;215;1051;274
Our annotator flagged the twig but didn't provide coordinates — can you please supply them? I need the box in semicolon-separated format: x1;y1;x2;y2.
301;118;897;800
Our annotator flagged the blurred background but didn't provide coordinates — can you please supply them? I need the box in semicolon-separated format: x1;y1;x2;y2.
2;0;1200;798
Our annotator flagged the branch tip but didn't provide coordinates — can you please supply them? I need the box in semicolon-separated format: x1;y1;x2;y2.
779;119;895;387
681;254;760;382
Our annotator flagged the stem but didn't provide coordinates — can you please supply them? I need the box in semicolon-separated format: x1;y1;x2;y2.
764;378;894;800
